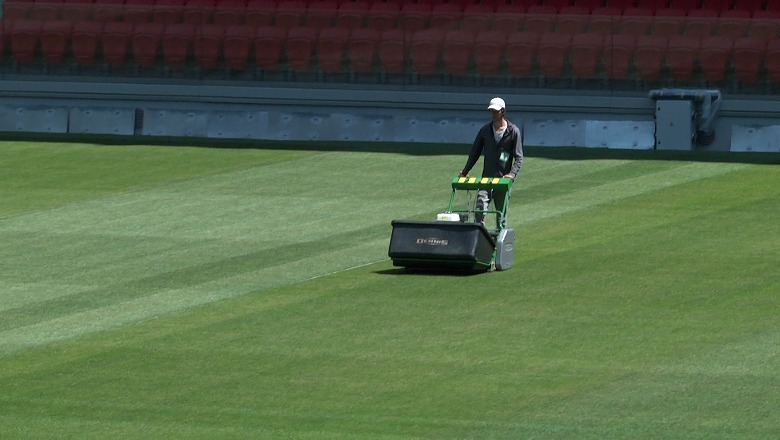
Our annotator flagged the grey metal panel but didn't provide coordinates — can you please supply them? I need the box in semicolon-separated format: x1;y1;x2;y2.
0;106;68;133
730;125;780;153
585;120;655;149
142;109;209;137
654;100;694;150
69;107;135;135
524;120;586;147
206;111;269;139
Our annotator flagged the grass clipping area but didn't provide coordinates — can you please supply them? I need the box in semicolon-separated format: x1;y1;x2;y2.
0;141;778;439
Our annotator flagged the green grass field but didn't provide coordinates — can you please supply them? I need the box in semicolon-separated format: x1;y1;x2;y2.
1;140;778;439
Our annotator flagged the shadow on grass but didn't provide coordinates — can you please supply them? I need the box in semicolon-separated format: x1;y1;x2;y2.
374;268;487;277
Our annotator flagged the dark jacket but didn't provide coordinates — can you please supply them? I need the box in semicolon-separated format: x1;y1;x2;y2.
462;120;523;178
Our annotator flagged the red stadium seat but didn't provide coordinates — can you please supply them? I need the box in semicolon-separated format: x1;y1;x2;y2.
161;22;195;68
493;4;526;34
569;32;604;78
223;24;254;70
608;0;636;13
101;21;134;66
441;29;475;77
61;0;94;23
588;6;620;35
556;6;589;34
182;0;216;24
603;33;636;79
537;32;571;78
317;26;349;73
192;23;224;69
124;0;155;24
524;5;557;33
698;35;733;82
544;0;572;12
505;31;538;78
634;34;667;81
430;3;463;30
366;2;399;31
461;4;493;33
665;34;700;81
409;28;444;75
254;25;286;70
285;26;317;72
716;10;751;38
765;38;780;84
275;0;306;29
652;8;686;37
245;0;276;26
701;0;734;15
473;30;506;77
348;27;380;73
577;0;606;12
153;0;185;24
685;9;718;38
336;2;367;30
378;28;406;74
40;19;71;65
737;0;767;15
31;0;63;21
619;8;653;36
306;0;338;30
732;36;765;84
399;3;431;33
3;0;34;20
213;0;247;26
750;11;780;41
132;21;165;67
667;0;700;13
71;20;103;66
9;19;41;64
92;0;124;22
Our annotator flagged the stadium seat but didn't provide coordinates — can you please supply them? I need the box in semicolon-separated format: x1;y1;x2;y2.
493;4;526;34
223;24;254;70
461;4;494;33
335;2;367;30
736;0;767;15
555;6;589;34
409;28;444;75
536;32;570;78
441;29;475;77
30;0;64;21
524;5;558;33
124;0;156;24
698;35;733;82
652;8;686;37
71;20;103;66
569;32;604;78
505;31;538;78
92;0;124;22
750;11;780;41
577;0;606;12
317;26;349;73
473;30;506;77
701;0;734;15
3;0;34;20
9;19;41;64
191;23;224;69
132;21;165;67
665;34;700;81
608;0;636;13
716;10;751;38
685;9;718;38
61;0;94;23
40;19;71;65
619;8;653;36
347;27;380;73
285;26;317;72
731;36;765;84
0;21;7;60
378;28;406;74
365;2;399;31
161;22;195;68
275;0;307;29
213;0;247;26
430;3;463;30
254;25;286;70
306;0;339;30
588;7;620;35
543;0;572;12
153;0;185;24
182;0;216;25
633;35;667;82
399;3;431;33
602;33;636;79
245;0;276;26
765;38;780;84
101;21;134;67
667;0;700;14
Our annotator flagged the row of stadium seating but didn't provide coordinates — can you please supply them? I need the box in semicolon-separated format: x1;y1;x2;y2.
4;0;780;26
3;18;780;87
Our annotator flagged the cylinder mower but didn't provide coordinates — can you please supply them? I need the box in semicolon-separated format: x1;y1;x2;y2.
388;176;516;272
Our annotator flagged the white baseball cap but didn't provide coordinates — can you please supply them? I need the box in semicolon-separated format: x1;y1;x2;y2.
487;97;506;111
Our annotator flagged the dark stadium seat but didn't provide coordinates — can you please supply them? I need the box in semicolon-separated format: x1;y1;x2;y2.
461;4;493;33
731;36;766;84
182;0;216;25
254;25;286;70
701;0;734;15
3;0;34;21
245;0;277;26
608;0;636;13
765;39;780;84
588;7;620;35
577;0;606;12
698;35;733;82
161;22;195;68
665;34;700;82
274;0;306;29
716;10;751;38
0;21;5;60
124;0;156;24
473;30;506;77
30;0;63;21
652;8;686;37
441;29;475;77
378;28;406;74
336;2;367;30
9;19;41;64
193;24;224;69
667;0;700;14
430;3;463;30
92;0;124;22
223;24;254;70
154;0;185;24
285;26;317;72
556;6;589;34
619;8;653;37
505;31;538;78
750;11;780;41
399;3;431;33
132;21;165;67
569;32;604;79
737;0;767;15
633;34;667;82
306;0;338;30
603;33;636;80
40;19;71;65
213;0;247;26
366;2;399;32
61;0;94;23
317;26;349;73
347;27;380;73
101;21;134;67
524;5;558;34
537;32;570;78
493;4;526;34
72;20;103;66
543;0;572;12
409;28;444;75
685;9;718;38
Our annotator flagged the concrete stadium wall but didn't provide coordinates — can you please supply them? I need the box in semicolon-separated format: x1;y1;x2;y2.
1;78;779;153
